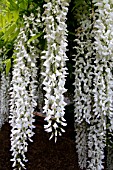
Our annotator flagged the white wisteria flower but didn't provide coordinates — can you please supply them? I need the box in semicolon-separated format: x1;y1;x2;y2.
41;0;69;141
73;0;113;169
73;1;94;168
92;0;113;169
0;48;10;129
9;9;41;169
0;69;10;128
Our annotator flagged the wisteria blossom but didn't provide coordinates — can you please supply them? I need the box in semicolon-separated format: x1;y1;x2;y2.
9;10;41;169
73;0;113;169
0;70;10;128
73;1;94;168
92;0;113;169
41;0;69;142
1;1;113;169
0;48;10;129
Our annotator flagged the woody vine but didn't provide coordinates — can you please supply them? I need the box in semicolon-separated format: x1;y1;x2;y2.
0;0;113;170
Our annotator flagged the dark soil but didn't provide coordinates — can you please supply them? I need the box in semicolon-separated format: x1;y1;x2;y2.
0;105;80;170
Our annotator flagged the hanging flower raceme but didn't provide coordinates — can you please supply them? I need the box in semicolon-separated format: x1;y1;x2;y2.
41;0;69;142
93;0;113;131
73;1;95;168
0;68;10;128
73;0;113;169
0;49;10;129
9;10;41;169
92;0;113;169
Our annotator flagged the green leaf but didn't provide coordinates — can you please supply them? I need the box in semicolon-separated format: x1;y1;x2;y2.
9;0;18;11
27;32;43;44
2;23;17;42
72;0;85;12
5;11;13;23
18;0;28;11
3;58;11;75
0;14;6;33
13;10;19;22
9;27;20;42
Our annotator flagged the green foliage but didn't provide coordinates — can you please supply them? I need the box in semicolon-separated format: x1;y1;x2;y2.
0;0;45;74
27;32;44;44
1;23;19;42
0;0;21;57
3;58;11;75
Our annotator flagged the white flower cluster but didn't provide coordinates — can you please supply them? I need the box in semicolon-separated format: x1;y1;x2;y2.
42;0;69;142
93;0;113;169
107;146;113;170
9;10;41;169
74;0;113;169
0;70;10;128
73;1;94;168
93;0;113;130
0;48;10;129
75;122;87;169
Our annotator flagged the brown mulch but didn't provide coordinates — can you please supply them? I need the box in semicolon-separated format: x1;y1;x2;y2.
0;107;80;170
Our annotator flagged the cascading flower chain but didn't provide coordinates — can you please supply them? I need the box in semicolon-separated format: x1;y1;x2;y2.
73;0;113;169
41;0;69;142
73;1;95;168
92;0;113;169
9;10;41;169
0;70;10;128
0;49;10;129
